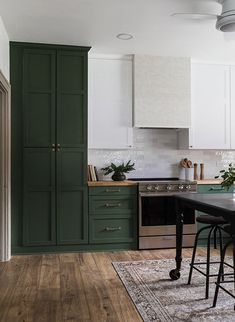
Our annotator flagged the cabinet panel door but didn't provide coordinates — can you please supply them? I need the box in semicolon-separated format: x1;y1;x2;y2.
230;66;235;149
23;49;56;147
88;57;133;149
191;63;230;149
57;148;88;244
23;148;56;246
57;51;87;148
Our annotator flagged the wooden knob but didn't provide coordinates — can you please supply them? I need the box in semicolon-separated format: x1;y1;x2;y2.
200;163;204;180
194;163;198;180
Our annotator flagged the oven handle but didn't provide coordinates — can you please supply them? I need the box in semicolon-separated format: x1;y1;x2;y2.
139;192;176;197
139;192;197;197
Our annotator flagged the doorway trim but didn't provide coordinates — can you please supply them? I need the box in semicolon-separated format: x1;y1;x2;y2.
0;69;11;261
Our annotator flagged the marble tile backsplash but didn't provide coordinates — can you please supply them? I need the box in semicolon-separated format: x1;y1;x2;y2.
88;128;235;180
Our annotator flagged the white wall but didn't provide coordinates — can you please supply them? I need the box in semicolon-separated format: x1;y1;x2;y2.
0;16;9;81
88;128;233;180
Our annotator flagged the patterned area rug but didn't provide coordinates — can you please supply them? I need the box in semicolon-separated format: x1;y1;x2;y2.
112;257;235;322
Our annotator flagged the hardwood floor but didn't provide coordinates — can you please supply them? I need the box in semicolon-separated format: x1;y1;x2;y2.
0;248;220;322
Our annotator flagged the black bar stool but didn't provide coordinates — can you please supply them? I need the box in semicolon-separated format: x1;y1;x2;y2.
188;214;228;299
213;225;235;309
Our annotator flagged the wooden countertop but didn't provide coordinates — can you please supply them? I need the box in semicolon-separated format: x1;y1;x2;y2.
196;179;222;185
88;179;222;186
88;180;137;187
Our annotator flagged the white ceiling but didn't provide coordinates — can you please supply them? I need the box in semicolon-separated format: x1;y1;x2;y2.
1;0;235;61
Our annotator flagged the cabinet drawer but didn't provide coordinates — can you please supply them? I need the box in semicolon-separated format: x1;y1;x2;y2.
89;215;134;244
89;196;136;214
89;186;137;196
197;184;232;193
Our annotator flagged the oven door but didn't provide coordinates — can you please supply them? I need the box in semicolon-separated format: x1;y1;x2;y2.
139;193;196;236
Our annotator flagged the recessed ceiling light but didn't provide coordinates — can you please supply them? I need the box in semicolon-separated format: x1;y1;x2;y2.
116;33;133;40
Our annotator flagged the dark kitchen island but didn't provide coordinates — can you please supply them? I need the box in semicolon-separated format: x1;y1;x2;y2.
170;193;235;280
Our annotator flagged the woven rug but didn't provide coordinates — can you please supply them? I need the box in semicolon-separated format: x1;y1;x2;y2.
112;257;235;322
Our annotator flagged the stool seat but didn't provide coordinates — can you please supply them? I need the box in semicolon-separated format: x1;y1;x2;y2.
196;215;227;225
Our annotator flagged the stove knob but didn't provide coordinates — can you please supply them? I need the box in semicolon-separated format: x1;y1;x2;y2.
167;185;172;191
185;185;191;190
146;185;153;191
154;185;160;191
178;184;184;191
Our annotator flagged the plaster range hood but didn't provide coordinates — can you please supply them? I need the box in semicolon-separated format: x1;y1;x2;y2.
133;55;191;129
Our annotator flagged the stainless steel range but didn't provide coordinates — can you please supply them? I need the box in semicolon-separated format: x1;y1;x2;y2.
130;178;197;249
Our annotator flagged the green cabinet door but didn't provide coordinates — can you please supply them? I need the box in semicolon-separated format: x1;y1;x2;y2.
57;51;87;148
22;48;57;246
56;50;88;245
23;49;56;147
23;148;56;246
57;148;88;244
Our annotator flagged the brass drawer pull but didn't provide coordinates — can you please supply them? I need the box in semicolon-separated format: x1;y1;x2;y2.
209;187;225;191
104;226;121;231
105;189;121;193
105;203;121;208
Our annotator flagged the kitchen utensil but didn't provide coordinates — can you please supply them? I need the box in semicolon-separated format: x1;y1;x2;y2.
180;159;188;168
200;163;205;180
187;160;192;168
194;163;198;180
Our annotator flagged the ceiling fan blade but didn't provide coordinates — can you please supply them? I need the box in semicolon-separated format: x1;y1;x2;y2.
171;13;218;20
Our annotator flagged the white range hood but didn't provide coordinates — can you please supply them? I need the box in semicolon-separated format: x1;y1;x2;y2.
133;55;191;129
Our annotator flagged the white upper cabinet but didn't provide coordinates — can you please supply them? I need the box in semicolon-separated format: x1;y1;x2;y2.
191;63;230;149
230;66;235;149
179;62;231;150
88;56;133;149
133;55;191;128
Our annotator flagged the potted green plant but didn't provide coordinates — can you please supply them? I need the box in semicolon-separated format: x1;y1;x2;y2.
215;163;235;190
101;160;135;181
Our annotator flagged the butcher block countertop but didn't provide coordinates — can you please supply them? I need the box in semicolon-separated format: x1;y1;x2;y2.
88;180;137;187
88;179;222;186
196;179;222;185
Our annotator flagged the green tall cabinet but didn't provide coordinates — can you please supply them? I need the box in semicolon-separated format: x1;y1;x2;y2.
11;42;91;253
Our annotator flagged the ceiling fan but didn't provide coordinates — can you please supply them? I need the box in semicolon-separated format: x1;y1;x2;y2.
172;0;235;33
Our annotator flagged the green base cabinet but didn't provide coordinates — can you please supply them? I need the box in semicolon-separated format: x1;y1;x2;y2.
196;184;232;244
89;186;137;249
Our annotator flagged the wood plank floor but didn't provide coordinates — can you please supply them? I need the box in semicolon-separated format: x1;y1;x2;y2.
0;248;221;322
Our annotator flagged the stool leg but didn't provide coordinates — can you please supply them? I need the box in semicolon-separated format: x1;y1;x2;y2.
213;226;217;249
218;226;224;282
233;244;235;292
188;226;212;285
213;240;232;307
205;226;214;299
